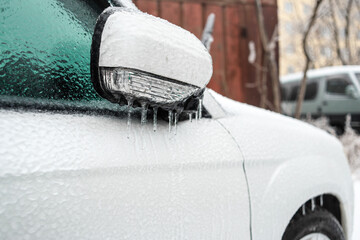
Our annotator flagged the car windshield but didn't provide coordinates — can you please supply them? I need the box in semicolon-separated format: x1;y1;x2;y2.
0;0;119;112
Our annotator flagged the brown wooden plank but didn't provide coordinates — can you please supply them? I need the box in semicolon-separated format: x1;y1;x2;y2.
205;5;227;96
136;0;159;16
221;6;229;95
160;1;181;26
243;3;262;106
179;2;184;27
237;4;250;103
182;3;203;39
224;5;244;102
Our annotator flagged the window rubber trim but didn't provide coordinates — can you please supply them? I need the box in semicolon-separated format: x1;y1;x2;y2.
90;7;125;104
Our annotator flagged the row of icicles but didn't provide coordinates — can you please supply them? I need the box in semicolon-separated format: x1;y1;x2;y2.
125;98;203;134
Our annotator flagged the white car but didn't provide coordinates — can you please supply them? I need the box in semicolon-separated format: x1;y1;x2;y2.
0;1;353;240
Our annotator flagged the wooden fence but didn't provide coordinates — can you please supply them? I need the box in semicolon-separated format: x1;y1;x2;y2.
135;0;278;106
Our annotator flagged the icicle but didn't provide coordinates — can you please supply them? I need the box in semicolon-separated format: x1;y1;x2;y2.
168;111;173;133
126;98;133;137
153;107;158;132
320;195;324;207
188;112;192;122
173;107;182;134
311;198;315;211
198;98;203;119
140;102;148;125
302;204;306;216
174;112;178;135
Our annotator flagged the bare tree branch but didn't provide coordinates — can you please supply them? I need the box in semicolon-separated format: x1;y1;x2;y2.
355;0;360;14
260;54;269;109
255;0;269;51
345;0;354;63
255;0;281;113
329;0;348;65
295;0;324;119
247;40;269;108
334;0;346;18
268;25;279;52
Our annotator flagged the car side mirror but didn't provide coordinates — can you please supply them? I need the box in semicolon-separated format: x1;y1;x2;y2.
345;85;359;99
90;7;213;111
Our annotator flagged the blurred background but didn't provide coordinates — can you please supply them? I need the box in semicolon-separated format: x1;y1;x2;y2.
279;0;360;75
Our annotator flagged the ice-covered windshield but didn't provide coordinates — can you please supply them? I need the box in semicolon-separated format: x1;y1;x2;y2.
0;0;108;105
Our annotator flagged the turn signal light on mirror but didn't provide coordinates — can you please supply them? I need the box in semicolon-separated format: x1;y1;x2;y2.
100;67;200;108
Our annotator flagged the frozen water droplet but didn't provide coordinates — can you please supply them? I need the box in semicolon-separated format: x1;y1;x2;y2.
174;112;178;135
198;98;203;119
188;112;192;122
168;111;173;133
140;102;148;125
153;107;158;132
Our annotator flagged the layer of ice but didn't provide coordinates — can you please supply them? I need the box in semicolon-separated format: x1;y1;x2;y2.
0;109;250;239
99;8;213;88
211;90;354;240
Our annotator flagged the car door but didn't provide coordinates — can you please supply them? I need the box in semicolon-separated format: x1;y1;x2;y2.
281;79;321;117
322;74;360;119
0;0;250;239
0;107;251;239
299;80;321;116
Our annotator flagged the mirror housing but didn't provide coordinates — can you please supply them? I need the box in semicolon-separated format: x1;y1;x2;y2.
91;7;212;110
345;85;359;99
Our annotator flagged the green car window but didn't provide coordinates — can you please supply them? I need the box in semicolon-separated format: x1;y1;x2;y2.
0;0;109;104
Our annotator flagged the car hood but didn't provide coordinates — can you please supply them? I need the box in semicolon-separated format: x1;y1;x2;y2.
208;91;354;240
208;89;349;166
209;89;333;139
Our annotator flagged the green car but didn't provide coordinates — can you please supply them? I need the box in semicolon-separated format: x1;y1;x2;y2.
281;66;360;133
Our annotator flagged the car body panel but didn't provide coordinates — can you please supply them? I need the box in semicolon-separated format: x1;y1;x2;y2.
0;0;355;238
210;90;354;240
0;109;250;239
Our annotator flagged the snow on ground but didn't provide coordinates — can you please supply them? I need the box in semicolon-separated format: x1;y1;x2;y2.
305;116;360;171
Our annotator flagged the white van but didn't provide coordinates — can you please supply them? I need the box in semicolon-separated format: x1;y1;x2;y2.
281;66;360;132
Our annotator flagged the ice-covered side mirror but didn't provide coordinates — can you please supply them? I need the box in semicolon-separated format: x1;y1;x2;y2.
90;7;213;111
